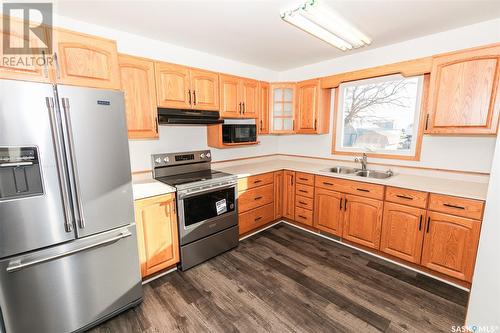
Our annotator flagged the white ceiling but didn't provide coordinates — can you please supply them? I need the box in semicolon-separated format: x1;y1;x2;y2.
54;0;500;71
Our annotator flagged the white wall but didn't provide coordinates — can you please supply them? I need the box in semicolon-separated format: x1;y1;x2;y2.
52;14;499;173
466;132;500;328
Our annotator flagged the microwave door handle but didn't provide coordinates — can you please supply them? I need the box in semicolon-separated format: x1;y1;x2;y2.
46;97;74;233
61;98;85;229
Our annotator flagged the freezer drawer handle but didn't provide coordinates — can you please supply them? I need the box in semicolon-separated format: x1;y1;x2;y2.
6;230;132;273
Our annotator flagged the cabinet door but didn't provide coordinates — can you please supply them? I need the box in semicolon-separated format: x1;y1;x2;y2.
283;171;295;219
0;16;51;82
270;84;296;133
190;68;219;111
274;171;284;219
241;79;259;118
296;79;318;133
258;82;270;134
135;194;180;278
53;28;121;89
118;54;158;139
380;203;426;263
421;212;481;282
426;45;500;134
314;188;344;237
343;194;383;249
219;74;241;118
155;61;191;109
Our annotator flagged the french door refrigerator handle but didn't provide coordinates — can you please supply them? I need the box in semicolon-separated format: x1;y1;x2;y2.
46;97;74;233
61;97;86;229
6;230;132;273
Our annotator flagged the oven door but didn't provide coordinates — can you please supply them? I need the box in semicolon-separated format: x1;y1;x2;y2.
177;184;238;245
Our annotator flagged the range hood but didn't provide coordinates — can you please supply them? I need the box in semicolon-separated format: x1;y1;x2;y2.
157;108;224;125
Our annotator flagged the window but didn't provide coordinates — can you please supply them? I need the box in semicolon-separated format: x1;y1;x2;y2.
333;74;425;159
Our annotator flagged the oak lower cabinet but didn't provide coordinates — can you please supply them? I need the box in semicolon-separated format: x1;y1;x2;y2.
420;211;481;282
380;202;426;263
274;171;284;219
53;28;121;89
313;188;344;236
237;172;275;236
342;194;384;250
134;194;180;278
283;171;296;219
425;44;500;134
118;54;158;139
294;172;315;226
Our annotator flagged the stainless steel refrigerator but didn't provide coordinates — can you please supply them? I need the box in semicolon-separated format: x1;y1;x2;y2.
0;79;143;333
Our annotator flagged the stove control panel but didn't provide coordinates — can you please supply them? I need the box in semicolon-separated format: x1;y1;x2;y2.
152;150;212;167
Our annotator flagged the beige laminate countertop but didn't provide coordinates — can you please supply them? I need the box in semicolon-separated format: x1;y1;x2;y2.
132;172;176;200
213;157;489;201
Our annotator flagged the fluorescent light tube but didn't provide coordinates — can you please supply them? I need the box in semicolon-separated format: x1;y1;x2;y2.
282;11;353;51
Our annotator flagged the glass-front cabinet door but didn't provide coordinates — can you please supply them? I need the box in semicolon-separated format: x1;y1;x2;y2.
270;83;296;133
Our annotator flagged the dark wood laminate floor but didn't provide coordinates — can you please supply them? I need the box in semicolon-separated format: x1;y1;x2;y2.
91;224;468;333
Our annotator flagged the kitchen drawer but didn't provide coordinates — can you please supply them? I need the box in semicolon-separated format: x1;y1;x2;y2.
295;206;313;226
296;195;314;210
315;176;384;200
238;183;274;213
295;183;314;198
239;203;274;235
237;172;274;191
296;172;315;186
428;194;484;220
385;187;428;209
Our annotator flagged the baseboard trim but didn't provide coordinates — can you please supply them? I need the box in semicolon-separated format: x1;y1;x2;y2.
239;221;282;241
142;266;178;285
280;221;470;292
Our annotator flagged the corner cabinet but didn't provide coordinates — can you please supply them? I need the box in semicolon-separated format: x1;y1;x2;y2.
425;44;500;134
282;171;295;219
119;54;158;139
53;28;121;89
135;194;180;278
270;83;296;133
296;79;331;134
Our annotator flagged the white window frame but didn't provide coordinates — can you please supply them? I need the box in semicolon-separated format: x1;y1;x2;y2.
333;74;425;159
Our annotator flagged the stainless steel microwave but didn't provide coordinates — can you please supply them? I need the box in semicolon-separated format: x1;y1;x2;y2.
222;124;257;143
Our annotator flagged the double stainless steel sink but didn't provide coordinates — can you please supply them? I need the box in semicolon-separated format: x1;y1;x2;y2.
322;166;394;179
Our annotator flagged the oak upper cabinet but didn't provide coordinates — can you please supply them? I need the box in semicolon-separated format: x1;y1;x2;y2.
155;62;191;109
380;202;426;263
0;16;52;82
258;82;270;134
241;79;259;118
283;170;295;219
314;188;344;237
270;83;296;133
190;68;219;111
425;44;500;134
420;211;481;282
219;74;259;118
274;171;284;219
118;54;158;139
343;194;383;249
134;194;180;278
296;79;331;134
53;28;121;89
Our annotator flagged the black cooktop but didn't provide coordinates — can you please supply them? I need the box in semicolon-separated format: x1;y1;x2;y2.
155;169;233;187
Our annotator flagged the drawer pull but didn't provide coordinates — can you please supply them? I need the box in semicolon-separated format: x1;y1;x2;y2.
299;201;307;205
356;188;370;193
253;180;262;184
298;215;307;219
254;216;262;222
254;196;263;201
443;203;465;210
323;182;334;186
396;194;413;200
299;189;308;193
299;177;308;181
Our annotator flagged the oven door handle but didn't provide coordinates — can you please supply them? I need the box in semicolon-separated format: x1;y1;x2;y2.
177;182;236;200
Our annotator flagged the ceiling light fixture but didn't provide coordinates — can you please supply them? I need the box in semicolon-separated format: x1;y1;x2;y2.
280;0;372;51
